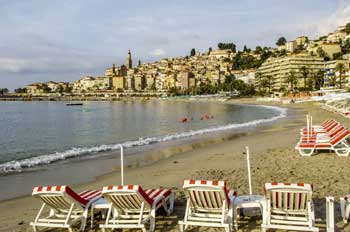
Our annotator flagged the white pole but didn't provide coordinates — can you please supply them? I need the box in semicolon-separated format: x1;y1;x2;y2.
326;196;335;232
120;145;124;186
306;114;309;141
245;146;252;195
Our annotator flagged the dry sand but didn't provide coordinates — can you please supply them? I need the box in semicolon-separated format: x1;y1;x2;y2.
1;100;350;231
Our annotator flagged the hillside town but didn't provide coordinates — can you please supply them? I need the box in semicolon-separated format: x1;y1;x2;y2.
5;22;350;98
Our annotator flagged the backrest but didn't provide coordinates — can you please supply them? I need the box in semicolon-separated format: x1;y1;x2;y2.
330;129;350;145
182;180;231;209
32;186;86;211
264;183;313;212
329;125;345;137
102;185;153;211
325;122;339;131
321;119;333;127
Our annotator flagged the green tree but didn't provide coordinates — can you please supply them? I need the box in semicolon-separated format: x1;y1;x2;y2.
255;72;263;93
286;71;298;92
314;70;325;90
276;37;287;46
300;66;309;89
42;85;51;93
243;45;250;53
316;47;327;58
333;52;343;60
341;39;350;54
217;42;236;52
0;88;9;95
208;47;212;53
335;63;346;89
14;88;27;93
190;48;196;56
343;22;350;33
138;60;141;66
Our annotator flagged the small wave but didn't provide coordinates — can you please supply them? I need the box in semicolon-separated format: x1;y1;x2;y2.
0;105;287;174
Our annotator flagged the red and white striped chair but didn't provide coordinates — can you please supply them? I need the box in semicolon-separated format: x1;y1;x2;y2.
340;195;350;223
261;182;318;232
178;180;236;232
296;128;350;156
30;185;101;232
300;119;337;135
100;185;174;232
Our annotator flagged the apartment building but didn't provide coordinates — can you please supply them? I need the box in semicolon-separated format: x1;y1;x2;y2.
257;55;325;91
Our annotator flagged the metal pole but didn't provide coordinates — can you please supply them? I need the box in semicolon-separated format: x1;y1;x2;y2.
326;196;335;232
246;146;252;195
120;145;124;185
306;114;309;141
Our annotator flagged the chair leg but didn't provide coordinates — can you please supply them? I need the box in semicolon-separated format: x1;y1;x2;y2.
150;208;156;232
179;223;184;232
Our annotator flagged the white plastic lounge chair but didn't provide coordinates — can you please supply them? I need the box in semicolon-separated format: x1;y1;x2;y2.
301;120;339;136
300;125;345;143
100;185;174;232
296;128;350;156
178;180;236;232
30;185;101;232
340;195;350;223
261;182;318;232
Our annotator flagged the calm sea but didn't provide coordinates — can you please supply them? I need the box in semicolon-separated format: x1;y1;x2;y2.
0;100;286;175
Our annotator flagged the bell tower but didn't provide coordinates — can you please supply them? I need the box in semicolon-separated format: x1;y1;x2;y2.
126;49;132;69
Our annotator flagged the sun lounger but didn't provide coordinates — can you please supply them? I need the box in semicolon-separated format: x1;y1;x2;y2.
296;128;350;156
30;185;101;232
261;182;318;232
301;120;339;136
300;125;345;142
100;185;174;232
178;180;236;232
340;196;350;223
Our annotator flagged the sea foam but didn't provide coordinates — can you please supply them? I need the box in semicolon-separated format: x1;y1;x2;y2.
0;105;287;174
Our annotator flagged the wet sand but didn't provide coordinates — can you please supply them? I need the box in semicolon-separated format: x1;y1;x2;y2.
1;100;350;231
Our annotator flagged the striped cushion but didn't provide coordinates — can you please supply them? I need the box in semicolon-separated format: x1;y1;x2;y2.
263;182;313;210
102;185;171;206
183;180;236;207
264;182;313;193
32;185;101;207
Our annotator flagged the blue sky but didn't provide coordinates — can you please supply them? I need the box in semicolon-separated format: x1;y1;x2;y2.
0;0;349;90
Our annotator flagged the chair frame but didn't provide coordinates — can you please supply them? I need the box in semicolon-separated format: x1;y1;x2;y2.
261;183;318;232
30;186;100;232
178;180;236;232
100;185;174;232
296;128;350;157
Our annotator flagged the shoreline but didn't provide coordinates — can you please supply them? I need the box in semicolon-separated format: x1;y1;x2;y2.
2;100;350;231
0;100;287;201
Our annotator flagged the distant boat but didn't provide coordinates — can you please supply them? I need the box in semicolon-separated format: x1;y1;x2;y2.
66;103;83;106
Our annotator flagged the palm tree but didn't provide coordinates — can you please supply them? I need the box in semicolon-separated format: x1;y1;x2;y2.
314;70;325;90
300;66;309;90
335;63;346;89
255;72;263;93
286;71;298;92
264;75;273;93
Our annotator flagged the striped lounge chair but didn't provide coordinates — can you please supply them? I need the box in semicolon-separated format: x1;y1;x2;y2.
340;195;350;223
100;185;174;232
296;128;350;156
178;180;237;232
261;182;318;232
30;185;101;232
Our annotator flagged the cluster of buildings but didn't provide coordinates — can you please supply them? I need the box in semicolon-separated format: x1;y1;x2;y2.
23;23;350;96
25;49;254;95
258;25;350;92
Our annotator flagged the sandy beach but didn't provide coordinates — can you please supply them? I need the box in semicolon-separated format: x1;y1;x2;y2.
1;99;350;232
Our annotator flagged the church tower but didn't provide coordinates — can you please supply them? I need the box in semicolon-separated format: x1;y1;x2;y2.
126;49;132;69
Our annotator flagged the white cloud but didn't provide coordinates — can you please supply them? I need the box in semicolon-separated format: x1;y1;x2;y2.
149;48;166;57
297;4;350;38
